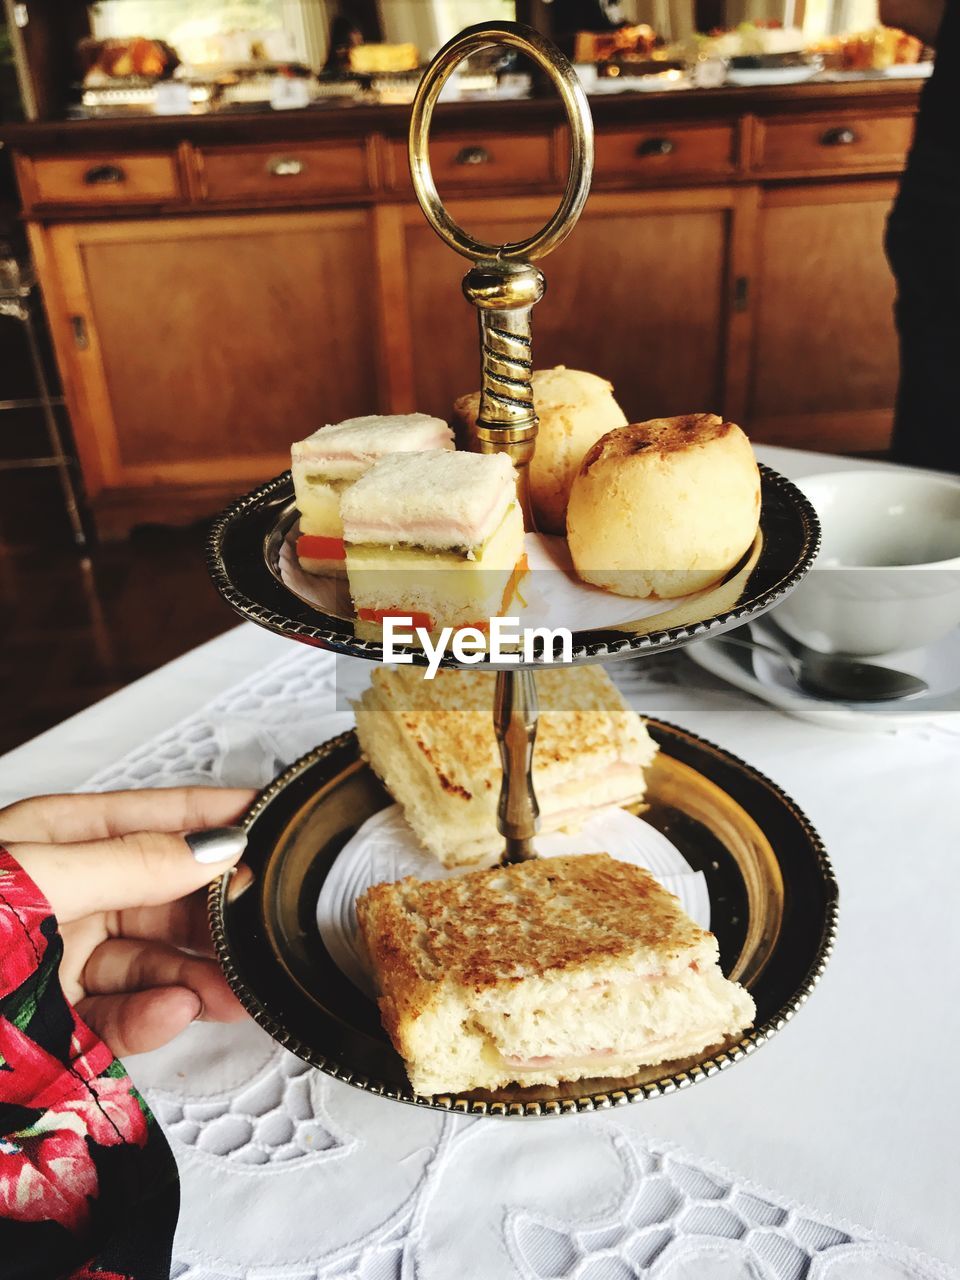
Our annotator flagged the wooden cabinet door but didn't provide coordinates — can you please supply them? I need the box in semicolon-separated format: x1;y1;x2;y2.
37;209;381;525
391;190;744;427
748;182;899;453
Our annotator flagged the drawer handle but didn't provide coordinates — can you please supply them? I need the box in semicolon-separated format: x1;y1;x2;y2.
637;137;675;157
71;316;88;350
83;164;125;186
454;145;491;167
821;126;858;147
268;157;305;177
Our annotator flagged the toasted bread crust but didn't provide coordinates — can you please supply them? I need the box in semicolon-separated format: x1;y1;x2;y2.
579;414;734;475
363;665;650;808
356;853;713;1055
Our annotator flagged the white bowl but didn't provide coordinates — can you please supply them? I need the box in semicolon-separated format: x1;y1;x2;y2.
774;470;960;655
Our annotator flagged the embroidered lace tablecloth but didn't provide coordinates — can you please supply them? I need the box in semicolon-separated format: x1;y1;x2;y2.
28;633;947;1280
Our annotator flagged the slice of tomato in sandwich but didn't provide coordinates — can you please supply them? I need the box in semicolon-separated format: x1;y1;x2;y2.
297;534;345;562
357;607;435;630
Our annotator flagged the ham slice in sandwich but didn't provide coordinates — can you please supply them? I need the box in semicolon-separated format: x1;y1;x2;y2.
353;665;658;867
340;449;527;630
291;414;453;574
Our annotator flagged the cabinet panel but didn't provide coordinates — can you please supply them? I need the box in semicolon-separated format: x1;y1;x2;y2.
749;184;898;450
755;113;912;175
198;141;374;202
24;152;181;208
403;193;732;426
50;210;380;489
384;133;554;194
595;124;737;180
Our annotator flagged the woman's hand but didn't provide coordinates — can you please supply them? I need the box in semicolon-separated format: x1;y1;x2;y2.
0;787;256;1058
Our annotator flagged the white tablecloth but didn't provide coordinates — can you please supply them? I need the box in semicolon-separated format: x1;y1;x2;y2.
3;447;958;1280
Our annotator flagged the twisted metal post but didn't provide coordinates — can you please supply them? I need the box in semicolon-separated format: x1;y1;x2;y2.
408;21;593;861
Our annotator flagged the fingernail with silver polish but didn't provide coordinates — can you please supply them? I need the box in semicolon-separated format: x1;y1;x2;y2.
185;825;247;865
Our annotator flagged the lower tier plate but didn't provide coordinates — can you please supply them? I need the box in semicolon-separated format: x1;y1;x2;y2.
209;722;837;1117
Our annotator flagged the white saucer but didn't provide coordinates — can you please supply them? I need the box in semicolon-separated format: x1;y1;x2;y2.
688;624;960;730
881;61;933;78
725;66;819;87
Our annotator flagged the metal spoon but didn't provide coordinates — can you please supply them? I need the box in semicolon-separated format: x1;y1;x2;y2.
713;633;929;702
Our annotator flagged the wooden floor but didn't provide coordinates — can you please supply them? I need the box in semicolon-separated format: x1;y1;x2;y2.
0;521;236;758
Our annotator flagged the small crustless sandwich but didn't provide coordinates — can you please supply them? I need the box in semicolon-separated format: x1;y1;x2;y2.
356;853;756;1095
354;665;658;867
291;413;453;574
340;449;527;631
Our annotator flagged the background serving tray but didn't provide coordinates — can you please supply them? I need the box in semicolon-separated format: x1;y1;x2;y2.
209;722;838;1117
206;464;819;668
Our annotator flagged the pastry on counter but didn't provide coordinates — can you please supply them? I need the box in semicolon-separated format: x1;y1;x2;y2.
808;26;923;69
353;664;658;867
566;413;761;600
348;42;419;73
291;414;452;575
340;449;526;630
573;25;658;63
356;852;755;1095
79;37;180;83
453;366;628;535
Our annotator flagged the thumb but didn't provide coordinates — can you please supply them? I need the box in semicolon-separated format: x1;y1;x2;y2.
8;826;247;923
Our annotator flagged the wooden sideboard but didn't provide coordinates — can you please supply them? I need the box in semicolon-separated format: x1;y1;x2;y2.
3;81;919;537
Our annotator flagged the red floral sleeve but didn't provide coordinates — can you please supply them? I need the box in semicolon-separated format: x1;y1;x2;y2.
0;849;179;1280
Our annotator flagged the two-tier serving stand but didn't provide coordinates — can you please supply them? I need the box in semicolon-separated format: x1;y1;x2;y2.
206;23;837;1117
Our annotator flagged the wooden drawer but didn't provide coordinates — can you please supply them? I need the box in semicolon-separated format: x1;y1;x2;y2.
386;132;553;191
197;141;374;201
595;125;737;179
755;113;914;174
23;152;181;207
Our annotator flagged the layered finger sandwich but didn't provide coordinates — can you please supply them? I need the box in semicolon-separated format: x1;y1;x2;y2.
354;665;658;866
291;413;453;574
357;853;756;1095
340;449;527;631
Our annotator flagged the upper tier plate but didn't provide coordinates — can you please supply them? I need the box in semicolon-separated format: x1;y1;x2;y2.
207;464;819;667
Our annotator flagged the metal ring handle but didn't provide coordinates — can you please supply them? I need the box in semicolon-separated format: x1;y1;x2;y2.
409;21;594;262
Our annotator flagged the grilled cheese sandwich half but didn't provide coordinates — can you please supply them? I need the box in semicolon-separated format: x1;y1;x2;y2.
356;853;755;1095
353;665;658;867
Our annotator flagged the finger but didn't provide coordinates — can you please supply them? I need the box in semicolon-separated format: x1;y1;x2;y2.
114;892;215;956
77;988;202;1057
59;915;110;1004
8;827;247;923
0;787;255;845
113;864;255;953
83;937;247;1024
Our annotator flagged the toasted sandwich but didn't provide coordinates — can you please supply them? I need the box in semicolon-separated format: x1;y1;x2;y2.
353;665;658;867
340;449;527;631
291;413;453;574
356;853;756;1095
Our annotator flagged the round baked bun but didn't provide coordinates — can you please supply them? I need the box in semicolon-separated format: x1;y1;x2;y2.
452;367;628;534
566;414;761;599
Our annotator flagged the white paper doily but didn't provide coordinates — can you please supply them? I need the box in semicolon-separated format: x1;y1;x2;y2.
316;804;710;997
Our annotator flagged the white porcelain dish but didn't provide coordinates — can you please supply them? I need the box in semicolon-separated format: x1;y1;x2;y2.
882;61;933;78
775;470;960;655
725;66;819;86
